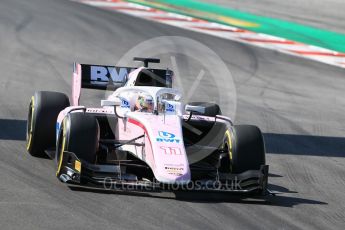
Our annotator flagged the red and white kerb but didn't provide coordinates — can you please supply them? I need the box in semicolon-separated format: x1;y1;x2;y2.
76;0;345;68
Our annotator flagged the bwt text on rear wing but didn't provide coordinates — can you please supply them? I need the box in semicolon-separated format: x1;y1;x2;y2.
71;62;173;106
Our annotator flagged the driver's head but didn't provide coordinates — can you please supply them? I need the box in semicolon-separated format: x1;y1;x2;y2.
136;93;154;112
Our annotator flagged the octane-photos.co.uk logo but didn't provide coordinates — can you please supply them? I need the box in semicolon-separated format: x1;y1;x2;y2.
103;177;243;191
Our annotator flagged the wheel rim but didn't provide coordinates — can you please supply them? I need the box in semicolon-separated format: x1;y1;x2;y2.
26;96;34;151
56;119;67;176
224;130;233;172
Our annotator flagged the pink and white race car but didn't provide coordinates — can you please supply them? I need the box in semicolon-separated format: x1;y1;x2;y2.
26;58;268;194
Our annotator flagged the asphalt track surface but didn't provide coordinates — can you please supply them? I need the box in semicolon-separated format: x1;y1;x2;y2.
1;0;345;229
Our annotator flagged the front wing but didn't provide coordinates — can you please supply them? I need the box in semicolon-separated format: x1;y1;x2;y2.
57;151;269;194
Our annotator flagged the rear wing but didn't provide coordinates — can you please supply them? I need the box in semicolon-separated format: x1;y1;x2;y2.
72;63;134;106
72;63;173;106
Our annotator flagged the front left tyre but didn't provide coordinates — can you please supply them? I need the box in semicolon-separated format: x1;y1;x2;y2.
56;112;99;165
26;91;70;157
55;113;99;183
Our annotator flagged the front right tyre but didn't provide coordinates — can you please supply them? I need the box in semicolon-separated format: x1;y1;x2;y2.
26;91;70;157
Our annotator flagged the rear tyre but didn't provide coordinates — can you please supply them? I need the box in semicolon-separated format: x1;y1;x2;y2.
56;112;99;167
231;125;265;173
187;102;221;117
26;91;70;157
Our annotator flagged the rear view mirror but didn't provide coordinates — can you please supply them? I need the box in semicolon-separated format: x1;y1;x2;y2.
101;99;121;107
185;105;205;114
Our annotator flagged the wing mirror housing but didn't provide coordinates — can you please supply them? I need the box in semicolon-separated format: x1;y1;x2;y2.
101;99;121;107
185;104;205;114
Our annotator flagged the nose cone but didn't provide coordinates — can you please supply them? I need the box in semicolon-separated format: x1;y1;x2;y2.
128;113;191;185
153;137;191;185
152;130;191;184
154;166;191;185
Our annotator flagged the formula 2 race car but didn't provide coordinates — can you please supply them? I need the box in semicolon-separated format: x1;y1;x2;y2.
26;57;268;194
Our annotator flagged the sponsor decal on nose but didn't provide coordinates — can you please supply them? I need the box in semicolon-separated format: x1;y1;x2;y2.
157;131;180;143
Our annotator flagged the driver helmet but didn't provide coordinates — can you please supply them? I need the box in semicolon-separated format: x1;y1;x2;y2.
136;93;154;112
